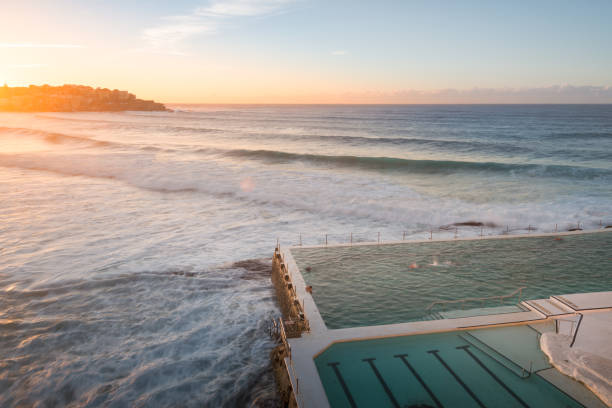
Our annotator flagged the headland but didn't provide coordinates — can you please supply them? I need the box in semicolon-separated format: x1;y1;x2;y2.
0;84;167;112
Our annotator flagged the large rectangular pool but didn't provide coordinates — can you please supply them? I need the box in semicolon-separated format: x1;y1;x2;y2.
314;325;584;408
291;231;612;329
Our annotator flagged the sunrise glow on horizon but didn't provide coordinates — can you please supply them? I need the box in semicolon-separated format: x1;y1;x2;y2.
2;0;612;104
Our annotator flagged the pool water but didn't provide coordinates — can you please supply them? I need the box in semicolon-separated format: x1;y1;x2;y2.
291;231;612;329
315;326;582;408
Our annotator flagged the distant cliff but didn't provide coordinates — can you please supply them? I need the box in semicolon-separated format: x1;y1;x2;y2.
0;84;168;112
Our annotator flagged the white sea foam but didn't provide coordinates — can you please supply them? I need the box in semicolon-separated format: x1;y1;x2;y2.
541;330;612;406
1;106;611;407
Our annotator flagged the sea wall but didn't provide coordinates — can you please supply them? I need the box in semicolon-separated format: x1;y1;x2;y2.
270;345;298;408
270;247;309;407
271;248;309;337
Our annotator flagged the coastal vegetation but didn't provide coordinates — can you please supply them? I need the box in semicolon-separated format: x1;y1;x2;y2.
0;84;167;112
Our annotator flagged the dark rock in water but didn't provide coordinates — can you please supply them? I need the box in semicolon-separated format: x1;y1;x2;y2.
233;258;272;280
451;220;499;228
605;225;612;229
568;228;583;231
171;271;197;277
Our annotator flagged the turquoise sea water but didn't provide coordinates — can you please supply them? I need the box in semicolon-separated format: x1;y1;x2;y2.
292;231;612;328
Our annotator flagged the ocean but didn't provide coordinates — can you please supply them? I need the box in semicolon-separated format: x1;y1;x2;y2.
1;104;611;407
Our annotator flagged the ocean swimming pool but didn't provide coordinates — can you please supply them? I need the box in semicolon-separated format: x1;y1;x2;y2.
314;325;586;408
291;231;612;329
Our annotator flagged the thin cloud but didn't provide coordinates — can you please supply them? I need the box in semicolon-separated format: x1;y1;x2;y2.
142;0;297;54
196;0;295;17
142;22;218;52
331;50;348;56
0;43;84;48
337;85;612;104
4;63;48;69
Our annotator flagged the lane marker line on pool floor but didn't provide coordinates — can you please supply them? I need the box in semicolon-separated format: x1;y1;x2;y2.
428;349;487;408
394;353;444;408
457;345;530;408
327;362;357;408
362;357;400;408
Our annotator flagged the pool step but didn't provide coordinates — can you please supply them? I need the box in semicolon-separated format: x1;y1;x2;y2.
465;325;552;373
522;297;574;317
458;332;529;378
427;311;444;320
437;304;526;319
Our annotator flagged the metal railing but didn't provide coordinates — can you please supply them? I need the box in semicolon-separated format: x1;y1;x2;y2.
554;313;583;347
283;218;611;247
426;287;526;312
278;318;291;360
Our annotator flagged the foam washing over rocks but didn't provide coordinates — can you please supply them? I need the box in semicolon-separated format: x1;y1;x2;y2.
1;105;611;407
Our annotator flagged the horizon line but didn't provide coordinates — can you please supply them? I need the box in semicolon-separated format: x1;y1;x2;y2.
165;102;612;105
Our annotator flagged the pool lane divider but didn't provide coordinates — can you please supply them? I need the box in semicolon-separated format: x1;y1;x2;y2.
327;362;357;408
394;354;444;408
362;358;401;408
456;345;530;408
427;349;487;408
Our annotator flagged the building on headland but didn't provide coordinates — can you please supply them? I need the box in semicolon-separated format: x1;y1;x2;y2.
0;84;167;112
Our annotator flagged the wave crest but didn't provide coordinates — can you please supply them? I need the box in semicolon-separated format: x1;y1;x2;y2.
0;126;114;148
218;148;612;179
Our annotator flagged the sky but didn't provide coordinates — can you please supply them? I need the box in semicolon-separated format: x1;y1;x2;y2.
1;0;612;103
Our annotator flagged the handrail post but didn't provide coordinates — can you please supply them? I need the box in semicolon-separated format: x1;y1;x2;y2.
570;314;583;347
325;234;327;246
350;232;353;245
378;232;380;244
529;361;533;377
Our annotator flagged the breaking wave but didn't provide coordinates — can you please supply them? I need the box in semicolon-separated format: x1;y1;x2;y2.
0;126;115;148
218;148;612;180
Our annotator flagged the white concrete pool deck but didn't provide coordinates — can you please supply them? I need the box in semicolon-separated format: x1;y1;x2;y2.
278;230;612;408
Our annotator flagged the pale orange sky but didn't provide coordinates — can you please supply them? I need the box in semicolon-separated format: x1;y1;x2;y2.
1;0;612;103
